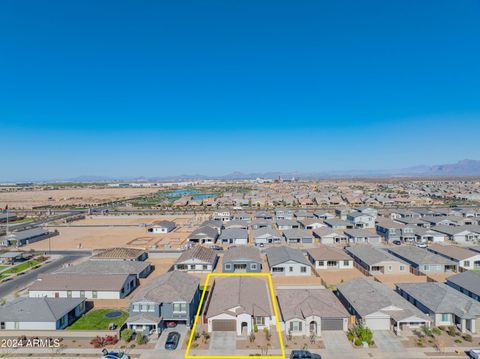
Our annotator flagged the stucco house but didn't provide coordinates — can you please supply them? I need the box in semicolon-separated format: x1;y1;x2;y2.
222;246;262;273
187;226;219;245
307;245;353;270
147;220;176;234
313;228;348;245
218;228;248;245
447;270;480;302
174;245;218;272
427;244;480;270
265;246;312;276
252;227;283;246
283;229;314;245
346;245;409;275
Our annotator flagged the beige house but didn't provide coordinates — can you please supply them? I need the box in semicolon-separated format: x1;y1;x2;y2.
307;245;353;270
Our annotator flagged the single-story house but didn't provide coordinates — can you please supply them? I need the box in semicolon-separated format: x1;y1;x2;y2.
265;246;311;276
276;219;300;230
447;270;480;302
255;211;274;221
206;276;275;335
427;244;480;270
283;229;314;245
200;220;223;234
412;228;446;243
187;226;219;245
312;228;348;246
224;220;249;230
222;246;262;273
250;220;273;230
90;247;148;261
126;271;200;334
213;211;232;222
275;209;294;220
252;227;283;246
324;219;353;230
147;220;176;234
307;245;353;270
337;278;431;332
387;246;458;273
233;212;251;222
314;211;335;220
174;245;218;272
0;297;86;330
346;212;375;229
345;245;409;275
0;228;56;247
344;229;382;245
294;210;315;220
431;226;480;244
29;273;137;299
276;287;349;336
396;282;480;333
0;251;26;264
299;218;326;230
55;259;152;279
218;228;248;245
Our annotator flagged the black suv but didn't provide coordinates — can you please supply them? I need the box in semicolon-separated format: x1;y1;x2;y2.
290;350;322;359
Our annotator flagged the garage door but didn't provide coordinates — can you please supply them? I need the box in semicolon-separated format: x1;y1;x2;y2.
365;318;390;330
321;318;344;331
212;319;236;331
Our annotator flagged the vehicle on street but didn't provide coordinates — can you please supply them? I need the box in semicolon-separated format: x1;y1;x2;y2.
392;240;402;245
415;243;428;248
290;350;322;359
165;331;180;350
165;321;177;328
210;245;223;251
470;349;480;359
100;349;130;359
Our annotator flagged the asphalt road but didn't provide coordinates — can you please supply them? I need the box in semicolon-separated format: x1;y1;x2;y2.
0;253;88;299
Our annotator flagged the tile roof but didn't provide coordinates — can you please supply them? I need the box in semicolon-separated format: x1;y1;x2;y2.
91;247;146;260
223;245;262;263
447;270;480;298
0;297;84;322
265;246;310;266
176;245;217;264
30;273;131;291
307;245;351;261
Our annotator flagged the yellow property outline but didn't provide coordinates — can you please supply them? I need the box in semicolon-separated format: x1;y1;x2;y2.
185;272;285;359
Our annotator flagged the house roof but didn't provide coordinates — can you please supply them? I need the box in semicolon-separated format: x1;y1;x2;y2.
188;226;218;240
337;278;430;322
375;219;405;229
324;219;351;227
396;282;480;319
312;227;345;238
276;219;299;227
307;245;351;261
0;297;84;322
387;246;457;266
346;245;407;266
265;246;310;266
344;229;379;238
91;247;146;260
176;245;217;265
55;260;150;276
282;228;312;239
218;228;248;240
1;228;49;241
29;273;131;291
447;270;480;298
206;277;272;317
131;271;199;303
253;227;281;238
200;220;223;229
276;288;348;321
428;244;479;261
223;245;262;263
150;220;176;229
224;220;248;229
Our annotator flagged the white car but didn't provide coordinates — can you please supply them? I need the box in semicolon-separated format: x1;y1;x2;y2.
415;243;428;248
470;349;480;359
101;349;130;359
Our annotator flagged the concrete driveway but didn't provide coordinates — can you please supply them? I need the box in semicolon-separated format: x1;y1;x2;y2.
373;330;405;352
155;325;187;351
321;331;353;354
210;331;236;353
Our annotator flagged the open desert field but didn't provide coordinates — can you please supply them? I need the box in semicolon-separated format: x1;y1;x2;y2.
0;187;159;209
23;215;196;250
317;267;366;288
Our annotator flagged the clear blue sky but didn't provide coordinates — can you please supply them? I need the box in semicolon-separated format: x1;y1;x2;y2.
1;0;480;180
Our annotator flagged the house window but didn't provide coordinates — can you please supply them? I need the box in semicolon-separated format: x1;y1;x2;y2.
400;265;405;271
203;265;208;270
255;316;265;325
148;304;155;312
441;313;449;322
464;261;470;267
173;302;187;313
133;304;140;312
300;267;307;273
272;267;284;272
289;266;294;272
80;291;85;298
67;290;72;298
318;261;324;266
92;291;98;299
225;264;232;270
0;322;5;330
251;264;257;270
289;321;303;332
343;260;349;266
388;266;392;271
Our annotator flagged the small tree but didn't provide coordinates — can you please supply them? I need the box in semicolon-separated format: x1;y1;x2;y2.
249;332;256;343
121;329;133;343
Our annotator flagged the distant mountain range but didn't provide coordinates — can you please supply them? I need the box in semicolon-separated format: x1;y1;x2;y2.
56;159;480;183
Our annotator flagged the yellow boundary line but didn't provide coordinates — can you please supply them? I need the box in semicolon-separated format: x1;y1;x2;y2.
185;272;285;359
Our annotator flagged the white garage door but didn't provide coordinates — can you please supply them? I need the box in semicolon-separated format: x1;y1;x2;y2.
365;318;390;330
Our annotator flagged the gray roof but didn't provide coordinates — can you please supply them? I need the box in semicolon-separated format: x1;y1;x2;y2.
223;245;262;263
375;219;405;229
56;260;150;276
265;246;310;266
447;270;480;298
0;297;84;322
176;245;217;265
387;246;457;266
206;277;272;317
188;226;219;240
307;245;351;261
0;251;23;258
397;282;480;319
200;220;223;229
253;227;281;238
282;228;312;239
312;227;345;237
277;288;348;321
131;271;199;304
469;246;480;253
276;219;299;227
224;220;248;229
1;228;49;241
151;220;176;230
428;244;480;261
30;273;132;291
431;225;478;236
218;228;248;240
344;229;380;238
337;278;430;322
345;245;407;266
324;219;351;227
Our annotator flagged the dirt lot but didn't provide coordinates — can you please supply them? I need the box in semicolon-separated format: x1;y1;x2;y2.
317;268;366;288
374;273;428;288
24;216;195;250
0;188;159;209
425;272;457;283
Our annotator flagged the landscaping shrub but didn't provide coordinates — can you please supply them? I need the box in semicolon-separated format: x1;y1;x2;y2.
463;334;472;342
431;327;441;336
121;329;133;343
447;326;457;337
135;333;147;345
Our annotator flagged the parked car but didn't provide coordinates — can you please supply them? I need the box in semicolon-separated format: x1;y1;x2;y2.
415;243;428;248
164;321;177;328
290;350;322;359
210;245;223;251
165;331;180;350
100;349;130;359
392;240;402;245
470;349;480;359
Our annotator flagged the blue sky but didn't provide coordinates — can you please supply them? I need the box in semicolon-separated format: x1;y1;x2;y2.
1;0;480;180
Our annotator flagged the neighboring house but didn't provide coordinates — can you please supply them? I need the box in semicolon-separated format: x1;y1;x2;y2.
346;212;375;229
29;273;137;299
0;297;86;330
90;247;148;261
335;208;351;220
265;246;312;276
412;228;446;243
250;220;273;230
345;245;409;275
0;228;56;247
395;217;431;228
337;278;431;332
126;271;200;334
255;211;274;221
354;207;378;218
307;245;353;270
313;228;348;246
427;244;480;270
396;282;480;333
324;219;353;230
200;220;223;234
447;270;480;302
0;251;25;264
206;276;275;335
252;228;283;247
276;219;300;230
299;218;326;230
213;211;232;222
55;259;152;279
275;209;294;220
276;287;349;336
233;212;251;222
187;226;219;245
387;246;458;273
431;226;480;244
375;219;404;242
174;246;218;272
224;220;249;230
314;211;335;220
218;228;248;245
147;220;176;234
222;246;262;273
294;210;315;220
344;229;382;245
283;229;314;245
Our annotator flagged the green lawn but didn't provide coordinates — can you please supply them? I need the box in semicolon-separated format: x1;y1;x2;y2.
0;266;7;271
2;259;40;275
67;309;128;330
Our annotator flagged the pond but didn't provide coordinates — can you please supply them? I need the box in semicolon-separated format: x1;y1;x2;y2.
105;310;123;318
